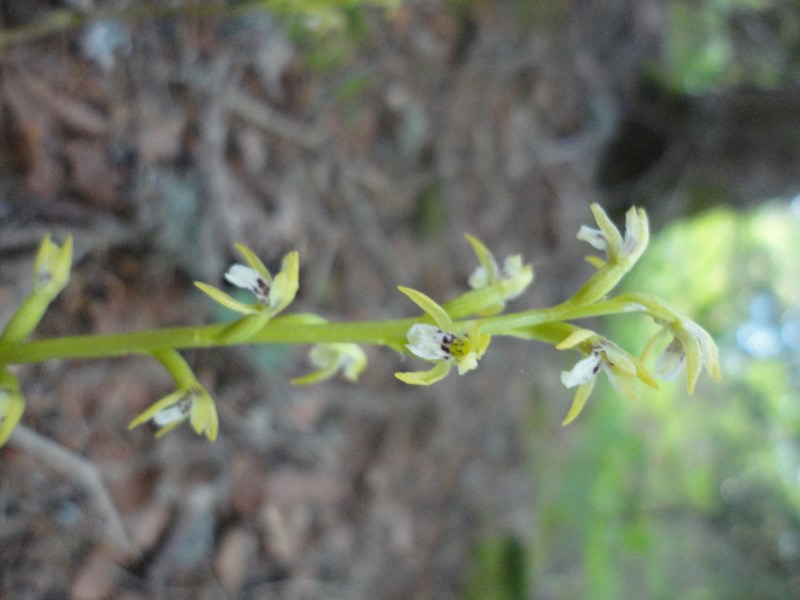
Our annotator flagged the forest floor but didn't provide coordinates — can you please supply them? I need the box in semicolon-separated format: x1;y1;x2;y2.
0;1;664;598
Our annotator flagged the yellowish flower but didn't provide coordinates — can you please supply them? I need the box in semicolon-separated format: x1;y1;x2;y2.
395;286;491;385
578;203;649;268
1;234;74;344
463;234;534;316
292;343;368;385
558;328;657;425
130;349;219;441
569;204;650;305
129;387;218;441
196;244;299;317
645;316;721;394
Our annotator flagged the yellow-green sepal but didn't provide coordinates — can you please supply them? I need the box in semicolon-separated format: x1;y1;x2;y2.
562;377;596;425
398;286;453;330
194;281;259;315
0;369;25;447
395;360;451;385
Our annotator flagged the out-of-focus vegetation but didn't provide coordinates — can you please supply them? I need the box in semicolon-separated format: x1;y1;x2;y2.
526;202;800;600
659;0;800;93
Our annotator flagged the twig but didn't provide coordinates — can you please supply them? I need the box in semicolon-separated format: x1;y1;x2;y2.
9;425;132;551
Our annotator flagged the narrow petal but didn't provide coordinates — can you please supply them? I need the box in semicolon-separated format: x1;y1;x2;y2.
129;390;186;430
589;203;623;255
291;364;340;385
562;379;596;425
465;234;500;288
398;286;454;330
234;243;272;282
395;361;451;385
195;282;259;315
556;328;595;350
576;225;608;252
0;390;25;447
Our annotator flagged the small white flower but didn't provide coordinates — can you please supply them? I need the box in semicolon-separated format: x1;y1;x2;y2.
395;287;491;385
577;204;648;266
465;235;533;304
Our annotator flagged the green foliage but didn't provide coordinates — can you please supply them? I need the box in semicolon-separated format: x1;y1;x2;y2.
658;0;798;94
531;202;800;598
464;536;530;600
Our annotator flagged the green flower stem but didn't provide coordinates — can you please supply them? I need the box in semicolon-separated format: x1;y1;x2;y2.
476;297;644;335
0;320;413;365
0;296;640;366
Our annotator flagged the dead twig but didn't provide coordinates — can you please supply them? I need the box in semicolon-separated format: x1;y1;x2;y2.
9;425;132;551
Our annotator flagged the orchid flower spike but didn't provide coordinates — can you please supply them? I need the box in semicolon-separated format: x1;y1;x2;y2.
558;328;657;425
395;286;491;385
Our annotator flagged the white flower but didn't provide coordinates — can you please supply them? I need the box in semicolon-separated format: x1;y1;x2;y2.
577;204;649;267
395;287;491;385
557;329;657;424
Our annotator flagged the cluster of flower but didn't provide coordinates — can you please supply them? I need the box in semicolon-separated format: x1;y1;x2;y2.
0;204;720;445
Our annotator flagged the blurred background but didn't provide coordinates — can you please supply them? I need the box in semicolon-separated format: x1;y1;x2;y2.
1;1;799;598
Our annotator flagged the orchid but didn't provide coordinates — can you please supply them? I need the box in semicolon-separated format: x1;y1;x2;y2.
0;201;722;444
196;244;299;317
643;314;721;394
292;342;368;385
129;387;218;441
462;234;534;316
1;234;73;344
395;286;490;385
578;203;649;268
570;204;649;305
558;328;657;425
128;349;219;440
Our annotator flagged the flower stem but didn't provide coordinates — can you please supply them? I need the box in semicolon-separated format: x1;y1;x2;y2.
0;296;640;366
